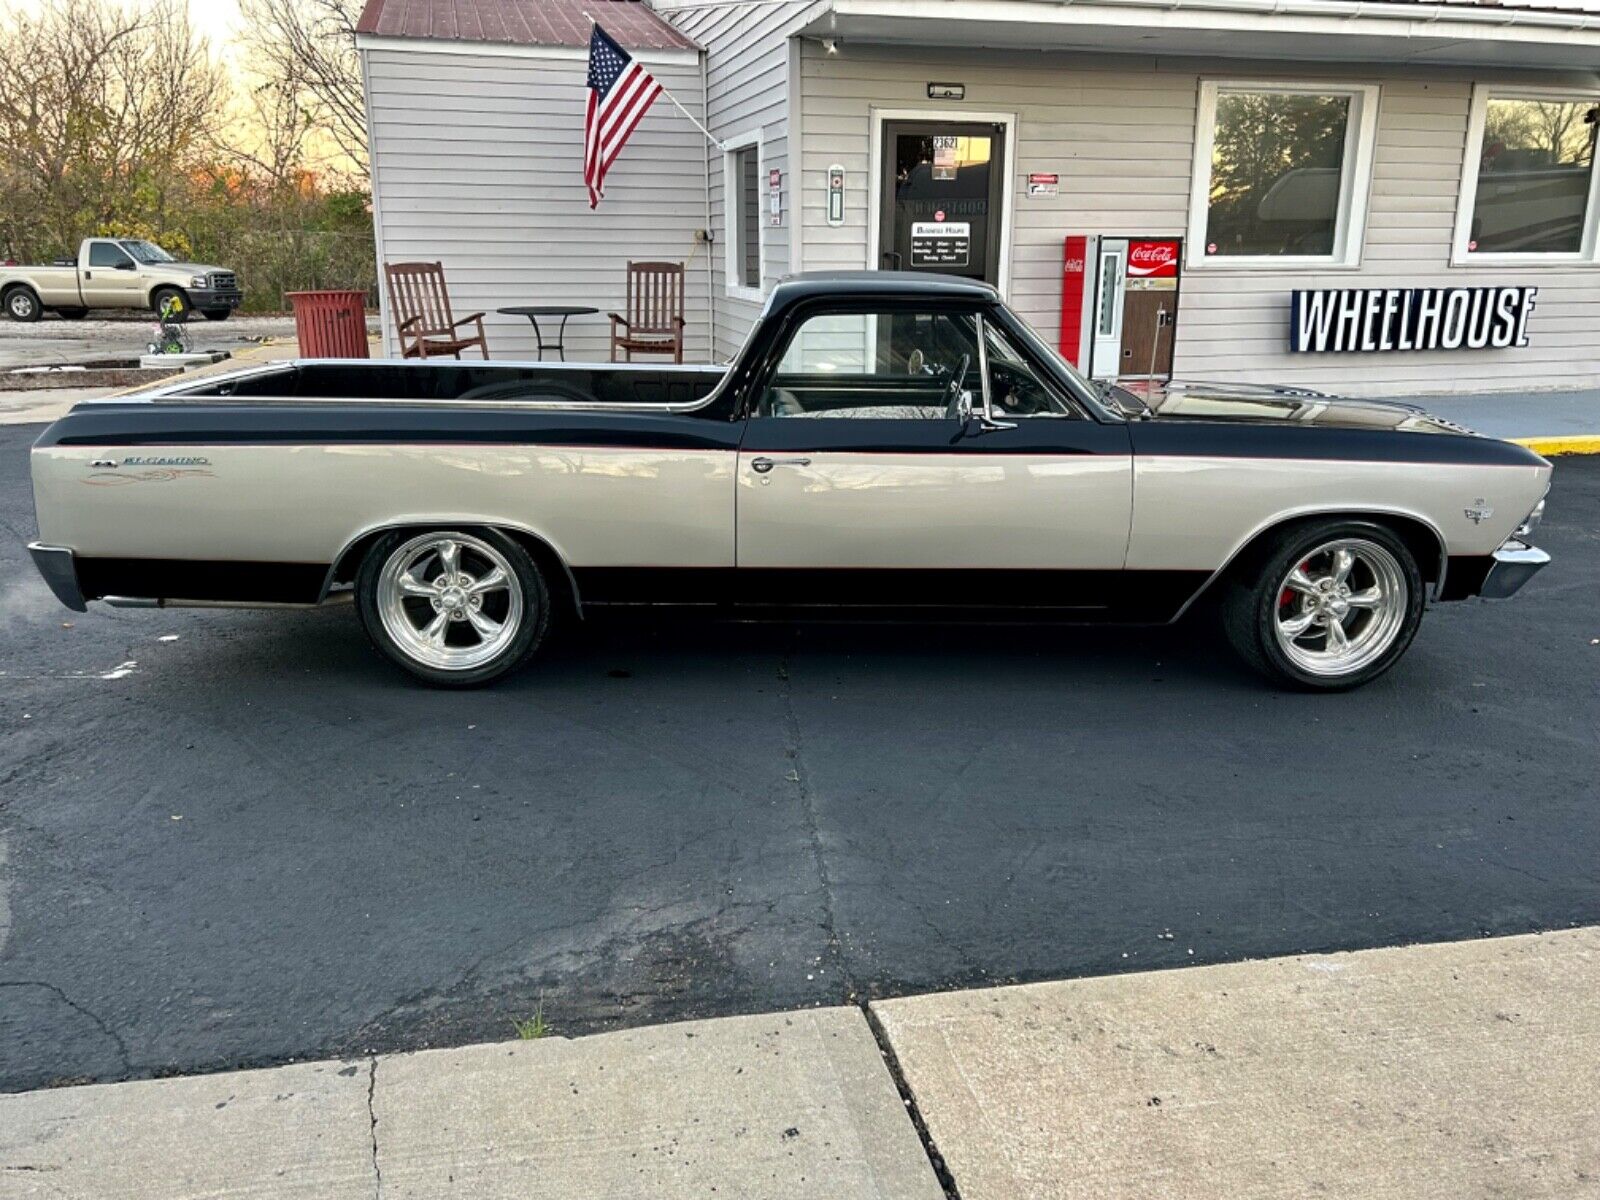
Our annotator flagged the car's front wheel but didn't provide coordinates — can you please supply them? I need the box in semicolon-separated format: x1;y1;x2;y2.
1222;520;1424;691
151;286;190;323
355;528;549;686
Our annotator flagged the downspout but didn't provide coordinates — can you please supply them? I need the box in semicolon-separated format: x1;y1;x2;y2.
357;42;392;357
701;46;717;361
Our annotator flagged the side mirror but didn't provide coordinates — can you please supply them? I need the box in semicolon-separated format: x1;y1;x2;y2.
115;260;136;271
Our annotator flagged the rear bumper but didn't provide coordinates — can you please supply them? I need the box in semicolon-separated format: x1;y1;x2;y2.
1480;539;1550;600
28;542;87;612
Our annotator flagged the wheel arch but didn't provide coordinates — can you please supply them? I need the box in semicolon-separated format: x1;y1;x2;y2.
323;520;583;619
1174;507;1449;622
3;281;41;312
148;282;190;309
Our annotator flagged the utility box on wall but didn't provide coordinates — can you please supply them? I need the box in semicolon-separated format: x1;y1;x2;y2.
1060;235;1182;383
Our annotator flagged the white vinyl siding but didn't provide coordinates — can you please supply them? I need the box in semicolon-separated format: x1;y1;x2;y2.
657;0;822;359
795;43;1600;396
362;45;711;362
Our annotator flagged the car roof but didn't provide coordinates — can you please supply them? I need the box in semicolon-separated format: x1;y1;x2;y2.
769;271;1000;308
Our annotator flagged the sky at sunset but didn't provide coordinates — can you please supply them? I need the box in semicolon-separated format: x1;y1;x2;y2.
8;0;247;52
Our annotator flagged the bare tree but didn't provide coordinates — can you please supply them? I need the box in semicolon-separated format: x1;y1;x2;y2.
236;0;367;172
0;0;224;257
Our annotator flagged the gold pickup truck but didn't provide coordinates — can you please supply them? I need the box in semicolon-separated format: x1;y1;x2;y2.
1;237;242;323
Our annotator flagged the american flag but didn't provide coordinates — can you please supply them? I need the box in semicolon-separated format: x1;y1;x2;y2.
584;23;663;208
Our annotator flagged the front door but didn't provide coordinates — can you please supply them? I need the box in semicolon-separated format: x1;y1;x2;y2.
879;122;1006;284
80;240;146;308
735;301;1134;612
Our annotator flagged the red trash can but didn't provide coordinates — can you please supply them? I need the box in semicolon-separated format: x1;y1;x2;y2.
287;290;371;359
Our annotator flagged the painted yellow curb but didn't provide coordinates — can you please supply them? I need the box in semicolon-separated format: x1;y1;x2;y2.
1512;435;1600;457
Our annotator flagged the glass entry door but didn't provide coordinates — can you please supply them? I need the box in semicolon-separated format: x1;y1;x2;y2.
879;121;1006;284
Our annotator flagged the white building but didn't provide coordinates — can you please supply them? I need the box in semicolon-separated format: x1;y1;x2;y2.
357;0;1600;396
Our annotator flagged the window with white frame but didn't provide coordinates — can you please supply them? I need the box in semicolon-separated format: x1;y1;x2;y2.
724;134;762;296
1188;81;1380;268
1453;87;1600;263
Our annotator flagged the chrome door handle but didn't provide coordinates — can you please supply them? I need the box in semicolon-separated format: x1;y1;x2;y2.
751;457;812;474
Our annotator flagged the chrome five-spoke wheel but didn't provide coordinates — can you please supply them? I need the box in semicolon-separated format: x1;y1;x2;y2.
1222;520;1424;691
1272;538;1407;678
357;528;548;685
378;533;523;670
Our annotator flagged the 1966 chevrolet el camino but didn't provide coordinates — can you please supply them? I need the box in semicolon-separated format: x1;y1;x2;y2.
28;272;1551;690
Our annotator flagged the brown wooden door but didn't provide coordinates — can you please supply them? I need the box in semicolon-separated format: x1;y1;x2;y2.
1118;287;1176;380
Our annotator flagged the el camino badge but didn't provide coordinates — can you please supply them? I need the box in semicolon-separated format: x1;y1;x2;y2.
85;456;213;486
1464;499;1494;525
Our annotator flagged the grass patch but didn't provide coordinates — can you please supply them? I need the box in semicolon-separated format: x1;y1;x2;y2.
511;997;551;1041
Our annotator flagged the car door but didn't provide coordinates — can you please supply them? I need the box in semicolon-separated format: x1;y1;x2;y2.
735;301;1137;614
80;240;145;308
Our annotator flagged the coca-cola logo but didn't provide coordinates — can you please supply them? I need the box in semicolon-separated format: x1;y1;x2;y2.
1064;257;1085;273
1128;240;1179;277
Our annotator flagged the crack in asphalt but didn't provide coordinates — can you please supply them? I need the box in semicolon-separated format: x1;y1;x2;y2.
366;1056;382;1200
0;980;132;1074
778;643;849;998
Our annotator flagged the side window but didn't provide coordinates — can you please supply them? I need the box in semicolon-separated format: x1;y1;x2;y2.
87;242;132;269
983;320;1075;417
763;310;980;419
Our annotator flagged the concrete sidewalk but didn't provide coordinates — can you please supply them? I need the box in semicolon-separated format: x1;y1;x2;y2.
4;929;1596;1199
1411;386;1600;455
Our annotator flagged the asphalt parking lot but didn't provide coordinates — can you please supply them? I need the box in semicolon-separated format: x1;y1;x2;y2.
0;422;1596;1093
0;313;298;372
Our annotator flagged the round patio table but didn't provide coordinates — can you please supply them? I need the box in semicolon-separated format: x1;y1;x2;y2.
497;306;600;362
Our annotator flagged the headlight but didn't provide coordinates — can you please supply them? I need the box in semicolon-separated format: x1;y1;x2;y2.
191;275;210;288
1514;499;1545;540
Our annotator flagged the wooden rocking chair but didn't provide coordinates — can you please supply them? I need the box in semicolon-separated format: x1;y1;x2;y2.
609;261;686;363
384;261;489;360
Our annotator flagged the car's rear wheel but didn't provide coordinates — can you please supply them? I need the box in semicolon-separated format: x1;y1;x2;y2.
4;286;42;322
1222;520;1424;691
355;529;549;687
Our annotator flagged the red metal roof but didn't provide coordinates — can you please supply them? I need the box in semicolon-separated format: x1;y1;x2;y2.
356;0;700;52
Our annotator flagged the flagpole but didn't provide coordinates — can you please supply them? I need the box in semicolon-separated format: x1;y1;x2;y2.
583;12;725;151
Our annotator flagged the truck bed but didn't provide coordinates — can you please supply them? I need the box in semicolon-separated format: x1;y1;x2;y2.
151;360;728;410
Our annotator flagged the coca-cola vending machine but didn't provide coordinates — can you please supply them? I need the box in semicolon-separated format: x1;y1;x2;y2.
1060;235;1182;382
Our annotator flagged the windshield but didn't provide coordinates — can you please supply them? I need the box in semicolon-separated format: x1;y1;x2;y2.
992;303;1134;419
118;239;176;264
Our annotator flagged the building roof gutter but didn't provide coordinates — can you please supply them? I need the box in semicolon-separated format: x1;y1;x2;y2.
814;0;1600;68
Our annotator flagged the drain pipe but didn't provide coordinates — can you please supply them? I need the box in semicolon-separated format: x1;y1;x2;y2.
700;47;717;361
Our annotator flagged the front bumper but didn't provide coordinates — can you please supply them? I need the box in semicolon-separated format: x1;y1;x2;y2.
188;288;243;310
1480;538;1550;600
28;542;87;612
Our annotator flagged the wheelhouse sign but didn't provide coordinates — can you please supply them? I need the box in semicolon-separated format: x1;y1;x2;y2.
1290;286;1537;354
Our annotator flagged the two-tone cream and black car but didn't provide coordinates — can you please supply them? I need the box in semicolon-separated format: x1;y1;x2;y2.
28;273;1551;689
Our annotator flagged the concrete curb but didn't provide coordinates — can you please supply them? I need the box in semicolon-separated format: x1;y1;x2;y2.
1513;434;1600;457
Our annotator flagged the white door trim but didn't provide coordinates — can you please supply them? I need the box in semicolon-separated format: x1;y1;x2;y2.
867;107;1017;298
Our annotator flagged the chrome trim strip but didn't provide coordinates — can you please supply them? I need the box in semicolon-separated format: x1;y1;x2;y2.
28;542;88;613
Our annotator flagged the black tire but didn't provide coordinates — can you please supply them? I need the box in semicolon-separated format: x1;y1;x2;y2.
57;307;89;320
1221;519;1425;692
201;308;231;322
355;527;549;687
151;286;191;323
4;286;42;322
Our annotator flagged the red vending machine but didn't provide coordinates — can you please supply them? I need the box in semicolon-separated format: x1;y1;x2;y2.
1060;236;1182;382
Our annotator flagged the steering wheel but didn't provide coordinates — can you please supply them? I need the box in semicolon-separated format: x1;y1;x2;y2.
942;353;972;420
